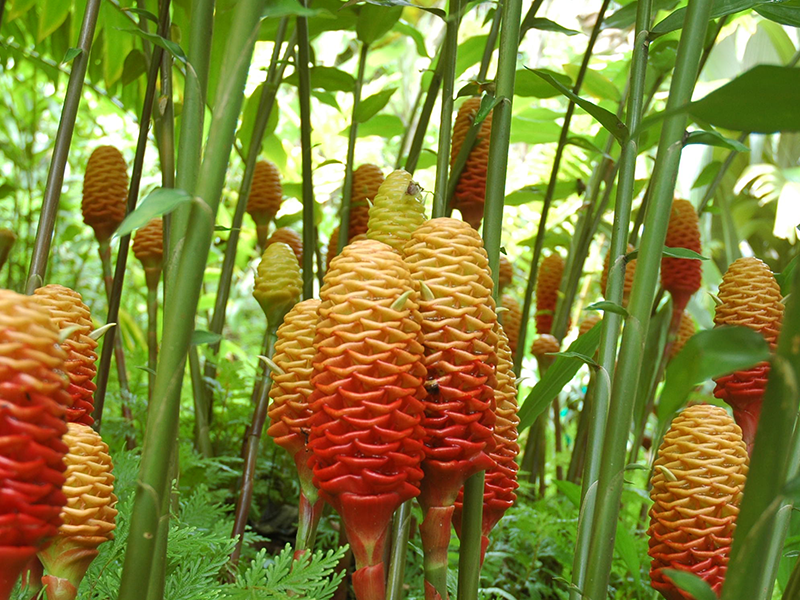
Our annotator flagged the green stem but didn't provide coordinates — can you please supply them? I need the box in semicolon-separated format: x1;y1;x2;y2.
189;337;212;458
230;327;277;568
432;0;462;219
697;132;748;214
404;58;443;174
146;285;158;403
444;114;481;218
476;5;500;83
116;1;265;595
581;1;712;597
395;74;424;170
386;501;413;600
421;506;453;600
337;42;369;253
455;474;484;600
513;0;611;376
297;5;316;299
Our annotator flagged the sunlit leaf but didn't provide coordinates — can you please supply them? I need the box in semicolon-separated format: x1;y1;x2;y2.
355;87;397;123
522;17;580;36
584;301;628;316
356;4;402;45
114;188;194;238
684;130;749;152
652;0;775;36
514;69;572;98
756;1;800;26
191;330;223;346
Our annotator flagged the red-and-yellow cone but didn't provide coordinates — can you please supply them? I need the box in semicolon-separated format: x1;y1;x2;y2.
81;146;129;244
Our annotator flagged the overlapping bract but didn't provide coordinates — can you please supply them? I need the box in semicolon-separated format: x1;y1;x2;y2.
530;333;559;358
450;97;492;229
81;146;128;243
0;290;71;596
535;253;565;335
32;285;98;426
349;164;384;240
366;170;426;254
648;404;748;600
132;218;163;289
500;295;521;361
669;311;696;360
247;160;283;248
601;243;637;306
307;239;427;597
268;299;321;500
661;199;702;313
266;227;303;265
578;313;601;337
498;254;513;290
253;242;302;326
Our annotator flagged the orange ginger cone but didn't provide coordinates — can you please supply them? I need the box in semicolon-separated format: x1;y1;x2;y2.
32;285;98;426
326;226;341;270
81;146;129;244
132;218;163;289
348;164;384;240
0;290;72;600
578;312;602;337
266;227;303;265
247;160;283;248
403;217;497;600
661;199;702;329
648;404;748;600
267;298;323;552
307;239;427;600
367;170;426;254
712;257;784;451
669;311;696;360
450;97;493;229
500;295;521;362
601;243;636;307
535;253;565;336
38;424;117;600
498;254;513;291
453;324;519;563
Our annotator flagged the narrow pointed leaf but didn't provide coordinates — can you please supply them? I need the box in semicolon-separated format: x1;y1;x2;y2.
114;188;194;238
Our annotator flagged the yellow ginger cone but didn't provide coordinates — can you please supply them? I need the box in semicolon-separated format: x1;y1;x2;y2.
498;254;513;291
132;218;163;289
247;160;283;248
403;217;498;600
669;311;696;360
253;242;302;327
366;169;426;254
0;290;71;599
349;164;384;240
307;239;427;599
450;97;493;230
32;285;98;426
38;423;116;600
578;312;602;336
0;228;15;272
601;244;637;307
713;257;784;451
82;146;129;243
266;227;303;265
500;295;521;362
647;404;748;600
535;253;565;335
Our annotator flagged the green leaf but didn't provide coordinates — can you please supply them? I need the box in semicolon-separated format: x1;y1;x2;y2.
263;0;334;17
553;480;582;507
475;93;502;125
238;83;280;152
38;0;71;41
626;246;709;261
661;570;718;600
584;301;628;316
756;1;800;26
603;0;680;30
354;88;397;123
356;4;402;45
692;161;723;190
566;136;609;157
776;254;799;295
456;35;495;78
121;7;159;22
522;17;580;36
657;327;771;422
347;113;406;138
120;27;188;63
504;181;579;205
652;0;775;36
342;0;445;19
518;323;603;431
285;66;355;92
549;351;599;369
514;69;573;98
115;188;194;238
526;68;629;143
615;522;642;588
121;49;147;85
61;48;83;65
688;66;800;133
563;64;621;102
394;20;429;57
684;130;749;152
191;330;223;346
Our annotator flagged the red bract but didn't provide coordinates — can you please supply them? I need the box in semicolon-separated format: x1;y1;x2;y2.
307;239;426;600
661;199;702;325
713;363;770;454
0;290;71;600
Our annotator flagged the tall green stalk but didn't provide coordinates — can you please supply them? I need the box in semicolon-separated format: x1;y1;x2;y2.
336;42;368;253
580;1;713;597
297;7;315;299
25;0;102;294
432;0;461;219
117;2;265;595
513;0;611;376
404;57;443;174
458;0;522;598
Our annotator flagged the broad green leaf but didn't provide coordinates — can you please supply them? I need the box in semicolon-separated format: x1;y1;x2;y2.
5;0;37;22
504;181;579;205
344;114;406;138
238;83;280;152
518;323;603;431
38;0;71;42
603;0;680;29
756;1;800;26
627;246;709;261
115;188;194;238
692;161;723;189
522;17;580;36
191;330;223;346
103;5;134;88
121;49;147;85
285;66;355;92
475;93;502;125
563;64;621;102
566;136;609;157
342;0;445;19
661;570;718;600
776;254;799;295
684;130;749;152
549;351;599;369
509;116;562;145
652;0;774;36
689;66;800;133
657;327;770;422
553;479;582;506
394;20;429;57
122;7;159;22
356;4;402;45
61;48;83;65
120;28;188;62
584;301;628;316
615;522;642;588
527;68;628;143
456;35;495;79
264;0;334;17
514;69;573;98
355;88;397;123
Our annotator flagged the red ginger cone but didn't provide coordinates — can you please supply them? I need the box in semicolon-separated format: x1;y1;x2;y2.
535;253;565;335
0;290;71;600
648;404;748;600
450;97;493;229
403;218;497;600
661;199;702;327
32;285;98;426
500;295;521;362
81;146;129;243
453;324;519;563
38;423;117;600
601;243;637;307
247;160;283;248
349;164;385;240
712;257;784;452
266;227;303;265
132;218;163;289
307;239;427;600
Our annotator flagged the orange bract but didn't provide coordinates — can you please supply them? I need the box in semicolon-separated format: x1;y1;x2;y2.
530;334;559;357
578;312;601;337
601;244;636;306
132;218;163;289
349;164;384;240
82;146;128;243
247;160;283;248
669;311;696;360
450;97;492;229
500;295;521;361
535;254;565;335
661;199;702;312
498;254;513;290
266;227;303;265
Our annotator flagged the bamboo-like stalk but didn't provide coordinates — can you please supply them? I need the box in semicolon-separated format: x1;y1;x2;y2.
297;6;316;299
386;501;413;600
580;2;713;597
404;58;443;174
92;0;171;428
25;0;102;294
457;0;522;598
336;42;368;253
146;286;158;400
432;0;462;219
513;0;611;376
116;1;265;595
